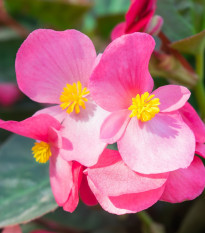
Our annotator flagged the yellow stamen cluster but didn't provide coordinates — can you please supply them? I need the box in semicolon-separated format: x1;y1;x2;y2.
128;92;160;122
60;81;90;114
32;141;51;163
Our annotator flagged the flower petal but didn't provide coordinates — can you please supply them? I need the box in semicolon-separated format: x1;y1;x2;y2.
87;176;165;215
111;22;126;41
195;143;205;159
60;102;109;166
49;149;73;205
34;105;67;123
179;102;205;143
90;33;155;112
0;114;61;142
152;85;190;112
2;226;22;233
100;110;130;144
0;83;21;107
63;162;83;212
161;156;205;203
16;29;96;104
118;112;195;174
79;175;98;206
87;149;168;196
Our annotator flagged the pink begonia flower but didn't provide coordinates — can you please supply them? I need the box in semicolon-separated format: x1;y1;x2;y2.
54;148;204;214
89;33;195;175
111;0;163;40
55;148;168;214
0;83;21;107
0;114;76;209
2;225;55;233
15;29;109;167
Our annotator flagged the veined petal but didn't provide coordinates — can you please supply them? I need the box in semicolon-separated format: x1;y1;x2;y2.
60;102;109;166
16;29;96;104
87;176;165;215
118;112;195;174
90;33;155;112
152;85;190;112
0;114;61;142
100;110;130;144
87;149;168;196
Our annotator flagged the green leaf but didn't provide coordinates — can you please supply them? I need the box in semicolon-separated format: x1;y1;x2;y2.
170;30;205;55
156;0;194;41
0;135;57;228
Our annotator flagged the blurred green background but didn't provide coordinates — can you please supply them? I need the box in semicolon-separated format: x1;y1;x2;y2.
0;0;205;233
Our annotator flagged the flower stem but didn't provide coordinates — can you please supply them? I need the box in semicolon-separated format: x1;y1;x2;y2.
137;211;153;227
194;50;205;120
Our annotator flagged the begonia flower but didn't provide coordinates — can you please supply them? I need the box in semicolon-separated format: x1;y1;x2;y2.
0;114;75;208
89;33;195;174
15;29;109;166
111;0;163;40
52;148;205;215
0;83;21;107
55;148;168;215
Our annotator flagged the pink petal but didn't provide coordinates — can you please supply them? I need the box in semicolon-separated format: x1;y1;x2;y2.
60;102;109;166
152;85;190;112
100;110;130;144
79;175;98;206
34;105;67;123
16;29;96;104
0;83;21;107
0;114;61;142
87;176;165;215
195;143;205;159
161;156;205;203
111;22;126;41
87;149;168;196
49;149;73;205
63;162;83;212
89;33;155;112
2;226;22;233
118;112;195;174
126;0;156;32
179;102;205;143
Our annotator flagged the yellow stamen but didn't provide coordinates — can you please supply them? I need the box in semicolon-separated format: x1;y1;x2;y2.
32;141;51;163
128;92;160;122
60;81;90;114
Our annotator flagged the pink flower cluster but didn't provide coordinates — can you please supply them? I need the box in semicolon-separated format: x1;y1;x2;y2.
0;29;205;215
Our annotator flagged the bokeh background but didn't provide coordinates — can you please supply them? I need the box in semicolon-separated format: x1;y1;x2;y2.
0;0;205;233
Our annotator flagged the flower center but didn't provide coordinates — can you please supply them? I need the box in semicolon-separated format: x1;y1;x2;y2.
128;92;160;122
60;81;90;114
32;141;51;163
